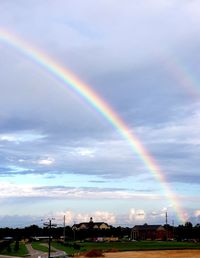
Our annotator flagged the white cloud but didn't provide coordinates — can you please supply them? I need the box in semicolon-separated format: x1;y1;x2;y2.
92;211;116;224
129;208;145;222
194;210;200;217
70;147;96;158
55;210;116;225
0;135;17;142
0;182;161;200
0;182;35;198
54;210;74;225
0;132;45;143
37;157;55;166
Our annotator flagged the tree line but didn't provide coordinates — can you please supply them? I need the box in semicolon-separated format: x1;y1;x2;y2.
0;222;199;241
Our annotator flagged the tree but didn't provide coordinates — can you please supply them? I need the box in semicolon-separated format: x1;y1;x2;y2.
14;240;19;251
185;221;193;228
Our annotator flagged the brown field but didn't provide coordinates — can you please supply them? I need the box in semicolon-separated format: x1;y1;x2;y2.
77;249;200;258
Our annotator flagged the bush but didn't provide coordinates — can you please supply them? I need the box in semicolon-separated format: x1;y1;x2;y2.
106;248;119;252
14;240;19;251
6;245;11;253
85;249;104;257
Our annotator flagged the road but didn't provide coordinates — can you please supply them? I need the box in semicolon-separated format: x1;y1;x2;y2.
0;243;68;258
26;243;68;258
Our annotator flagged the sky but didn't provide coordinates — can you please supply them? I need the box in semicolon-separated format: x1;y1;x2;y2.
0;0;200;228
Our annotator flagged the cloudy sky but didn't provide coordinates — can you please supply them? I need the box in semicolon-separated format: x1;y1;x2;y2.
0;0;200;228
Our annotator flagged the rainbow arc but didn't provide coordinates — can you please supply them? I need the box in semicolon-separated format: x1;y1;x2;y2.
0;28;186;223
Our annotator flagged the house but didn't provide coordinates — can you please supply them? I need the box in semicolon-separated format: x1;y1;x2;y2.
72;217;111;231
95;236;119;242
131;223;172;240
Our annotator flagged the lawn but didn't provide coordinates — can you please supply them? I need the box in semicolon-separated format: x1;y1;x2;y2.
31;241;56;253
77;240;200;251
51;240;200;256
51;241;79;256
1;240;199;257
0;241;28;257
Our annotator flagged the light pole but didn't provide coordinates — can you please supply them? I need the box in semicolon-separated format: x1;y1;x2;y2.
43;218;57;258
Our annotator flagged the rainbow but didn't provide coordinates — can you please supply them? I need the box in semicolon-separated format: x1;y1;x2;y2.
163;56;200;99
0;28;186;223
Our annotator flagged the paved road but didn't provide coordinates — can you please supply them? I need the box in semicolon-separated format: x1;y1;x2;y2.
41;243;68;258
26;243;47;258
26;243;68;258
0;244;68;258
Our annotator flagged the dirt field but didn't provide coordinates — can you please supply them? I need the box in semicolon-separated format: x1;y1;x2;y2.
77;250;200;258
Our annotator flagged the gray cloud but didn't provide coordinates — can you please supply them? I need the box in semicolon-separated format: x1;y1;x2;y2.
0;0;200;225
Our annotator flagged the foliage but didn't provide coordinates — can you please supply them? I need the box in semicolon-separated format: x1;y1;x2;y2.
84;249;104;257
0;241;28;257
175;222;200;241
0;222;199;242
0;240;12;252
14;240;19;251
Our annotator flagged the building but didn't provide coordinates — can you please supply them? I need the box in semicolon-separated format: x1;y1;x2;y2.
72;217;111;231
131;223;172;240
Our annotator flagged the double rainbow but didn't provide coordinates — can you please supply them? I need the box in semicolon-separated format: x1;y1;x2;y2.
0;28;186;223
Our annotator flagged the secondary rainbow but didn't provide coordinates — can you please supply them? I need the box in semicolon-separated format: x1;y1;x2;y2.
164;56;200;99
0;28;186;223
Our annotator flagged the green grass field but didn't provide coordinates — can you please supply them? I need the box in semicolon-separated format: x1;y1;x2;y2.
75;240;200;252
31;241;57;253
1;240;200;257
0;242;28;257
52;242;78;256
51;240;200;256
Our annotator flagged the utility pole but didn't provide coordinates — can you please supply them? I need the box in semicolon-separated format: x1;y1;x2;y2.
165;212;168;241
43;218;57;258
73;221;76;241
63;215;66;242
172;219;175;239
165;212;168;225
